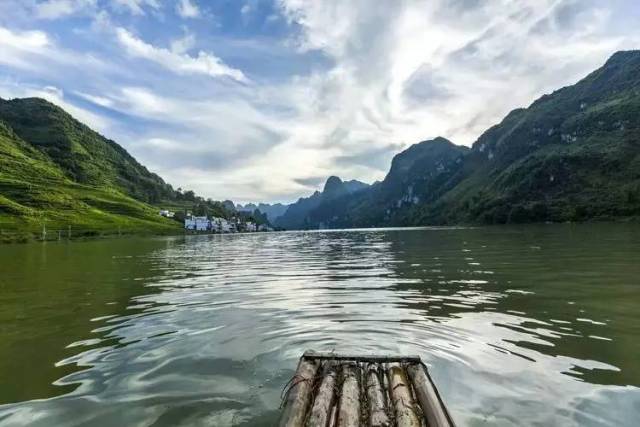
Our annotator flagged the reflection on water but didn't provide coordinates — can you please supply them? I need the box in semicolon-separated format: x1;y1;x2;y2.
0;224;639;426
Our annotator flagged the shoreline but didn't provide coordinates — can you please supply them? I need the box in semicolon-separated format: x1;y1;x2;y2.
1;216;638;245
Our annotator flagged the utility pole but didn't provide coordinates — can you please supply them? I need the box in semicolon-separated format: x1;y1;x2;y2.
42;222;47;241
68;225;71;240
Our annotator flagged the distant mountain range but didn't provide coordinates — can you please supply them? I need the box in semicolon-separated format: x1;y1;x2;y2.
274;176;370;229
2;50;638;238
272;50;640;229
236;202;289;222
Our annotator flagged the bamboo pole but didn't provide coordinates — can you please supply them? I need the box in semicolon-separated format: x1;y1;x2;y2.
338;363;361;427
303;351;422;363
279;359;319;427
306;363;338;427
366;364;391;427
328;403;338;427
407;364;454;427
388;363;421;427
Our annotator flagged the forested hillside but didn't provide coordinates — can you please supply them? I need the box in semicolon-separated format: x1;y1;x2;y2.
279;50;640;229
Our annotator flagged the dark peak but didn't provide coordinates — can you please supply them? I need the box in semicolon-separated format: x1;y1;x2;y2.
406;137;456;152
395;136;463;160
605;50;640;65
222;200;236;211
7;96;57;108
431;136;454;144
323;175;344;193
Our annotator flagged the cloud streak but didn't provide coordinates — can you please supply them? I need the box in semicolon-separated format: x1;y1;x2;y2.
115;28;248;82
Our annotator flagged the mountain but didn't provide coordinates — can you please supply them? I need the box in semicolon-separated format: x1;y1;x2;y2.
279;50;640;229
292;138;468;229
236;202;289;222
0;97;270;241
0;116;178;241
275;176;370;229
0;97;175;203
422;49;640;224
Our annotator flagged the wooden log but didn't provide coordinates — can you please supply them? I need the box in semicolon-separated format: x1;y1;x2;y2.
303;351;422;363
338;363;361;427
328;402;338;427
306;363;338;427
366;364;391;427
279;359;319;427
407;364;454;427
387;363;421;427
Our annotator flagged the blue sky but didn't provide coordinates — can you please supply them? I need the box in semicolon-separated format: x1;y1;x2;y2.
1;0;639;203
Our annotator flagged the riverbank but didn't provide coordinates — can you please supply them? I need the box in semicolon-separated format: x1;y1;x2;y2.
2;216;639;244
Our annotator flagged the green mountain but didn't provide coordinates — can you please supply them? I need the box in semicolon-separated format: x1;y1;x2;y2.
0;97;204;241
0;98;175;203
281;50;640;229
425;49;640;224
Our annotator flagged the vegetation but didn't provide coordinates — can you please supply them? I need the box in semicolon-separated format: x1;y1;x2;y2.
0;120;179;243
3;50;639;238
281;50;640;229
0;97;255;243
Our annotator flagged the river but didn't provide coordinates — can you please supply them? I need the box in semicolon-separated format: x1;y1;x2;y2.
0;224;638;426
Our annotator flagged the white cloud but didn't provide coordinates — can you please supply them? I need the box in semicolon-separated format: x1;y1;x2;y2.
74;91;115;108
0;26;49;51
176;0;200;19
0;26;51;69
0;83;110;133
170;33;196;54
112;0;160;16
1;1;639;203
35;0;97;19
276;0;640;154
115;28;248;82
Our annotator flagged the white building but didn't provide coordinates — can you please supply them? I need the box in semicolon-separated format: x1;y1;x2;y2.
159;210;175;218
184;216;210;231
210;217;232;233
245;222;257;232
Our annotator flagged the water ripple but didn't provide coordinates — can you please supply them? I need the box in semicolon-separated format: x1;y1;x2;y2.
1;226;639;426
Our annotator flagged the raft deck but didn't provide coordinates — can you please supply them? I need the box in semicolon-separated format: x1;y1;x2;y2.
279;351;455;427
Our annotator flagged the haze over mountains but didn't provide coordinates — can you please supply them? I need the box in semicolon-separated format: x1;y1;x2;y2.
1;51;639;235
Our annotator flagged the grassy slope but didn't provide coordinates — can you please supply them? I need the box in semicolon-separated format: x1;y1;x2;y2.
0;98;175;204
0;121;179;242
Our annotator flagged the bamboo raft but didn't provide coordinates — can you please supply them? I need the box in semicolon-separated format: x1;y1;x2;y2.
279;351;455;427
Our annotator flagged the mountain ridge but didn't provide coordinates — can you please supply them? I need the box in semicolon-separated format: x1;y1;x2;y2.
277;50;640;229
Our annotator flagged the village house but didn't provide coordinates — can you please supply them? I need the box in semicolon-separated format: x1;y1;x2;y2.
184;216;210;231
184;215;269;233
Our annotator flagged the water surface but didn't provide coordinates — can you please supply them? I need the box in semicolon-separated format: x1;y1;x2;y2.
0;224;639;426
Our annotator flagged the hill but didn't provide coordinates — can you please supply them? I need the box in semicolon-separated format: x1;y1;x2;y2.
279;50;640;229
424;50;640;224
275;176;369;229
0;119;178;242
0;97;175;203
0;97;273;242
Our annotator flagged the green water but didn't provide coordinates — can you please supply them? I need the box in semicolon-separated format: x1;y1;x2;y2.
0;224;638;426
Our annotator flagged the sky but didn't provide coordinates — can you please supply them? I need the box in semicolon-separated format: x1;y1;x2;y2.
1;0;639;204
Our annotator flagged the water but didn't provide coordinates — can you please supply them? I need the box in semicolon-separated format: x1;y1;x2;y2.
0;224;638;426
